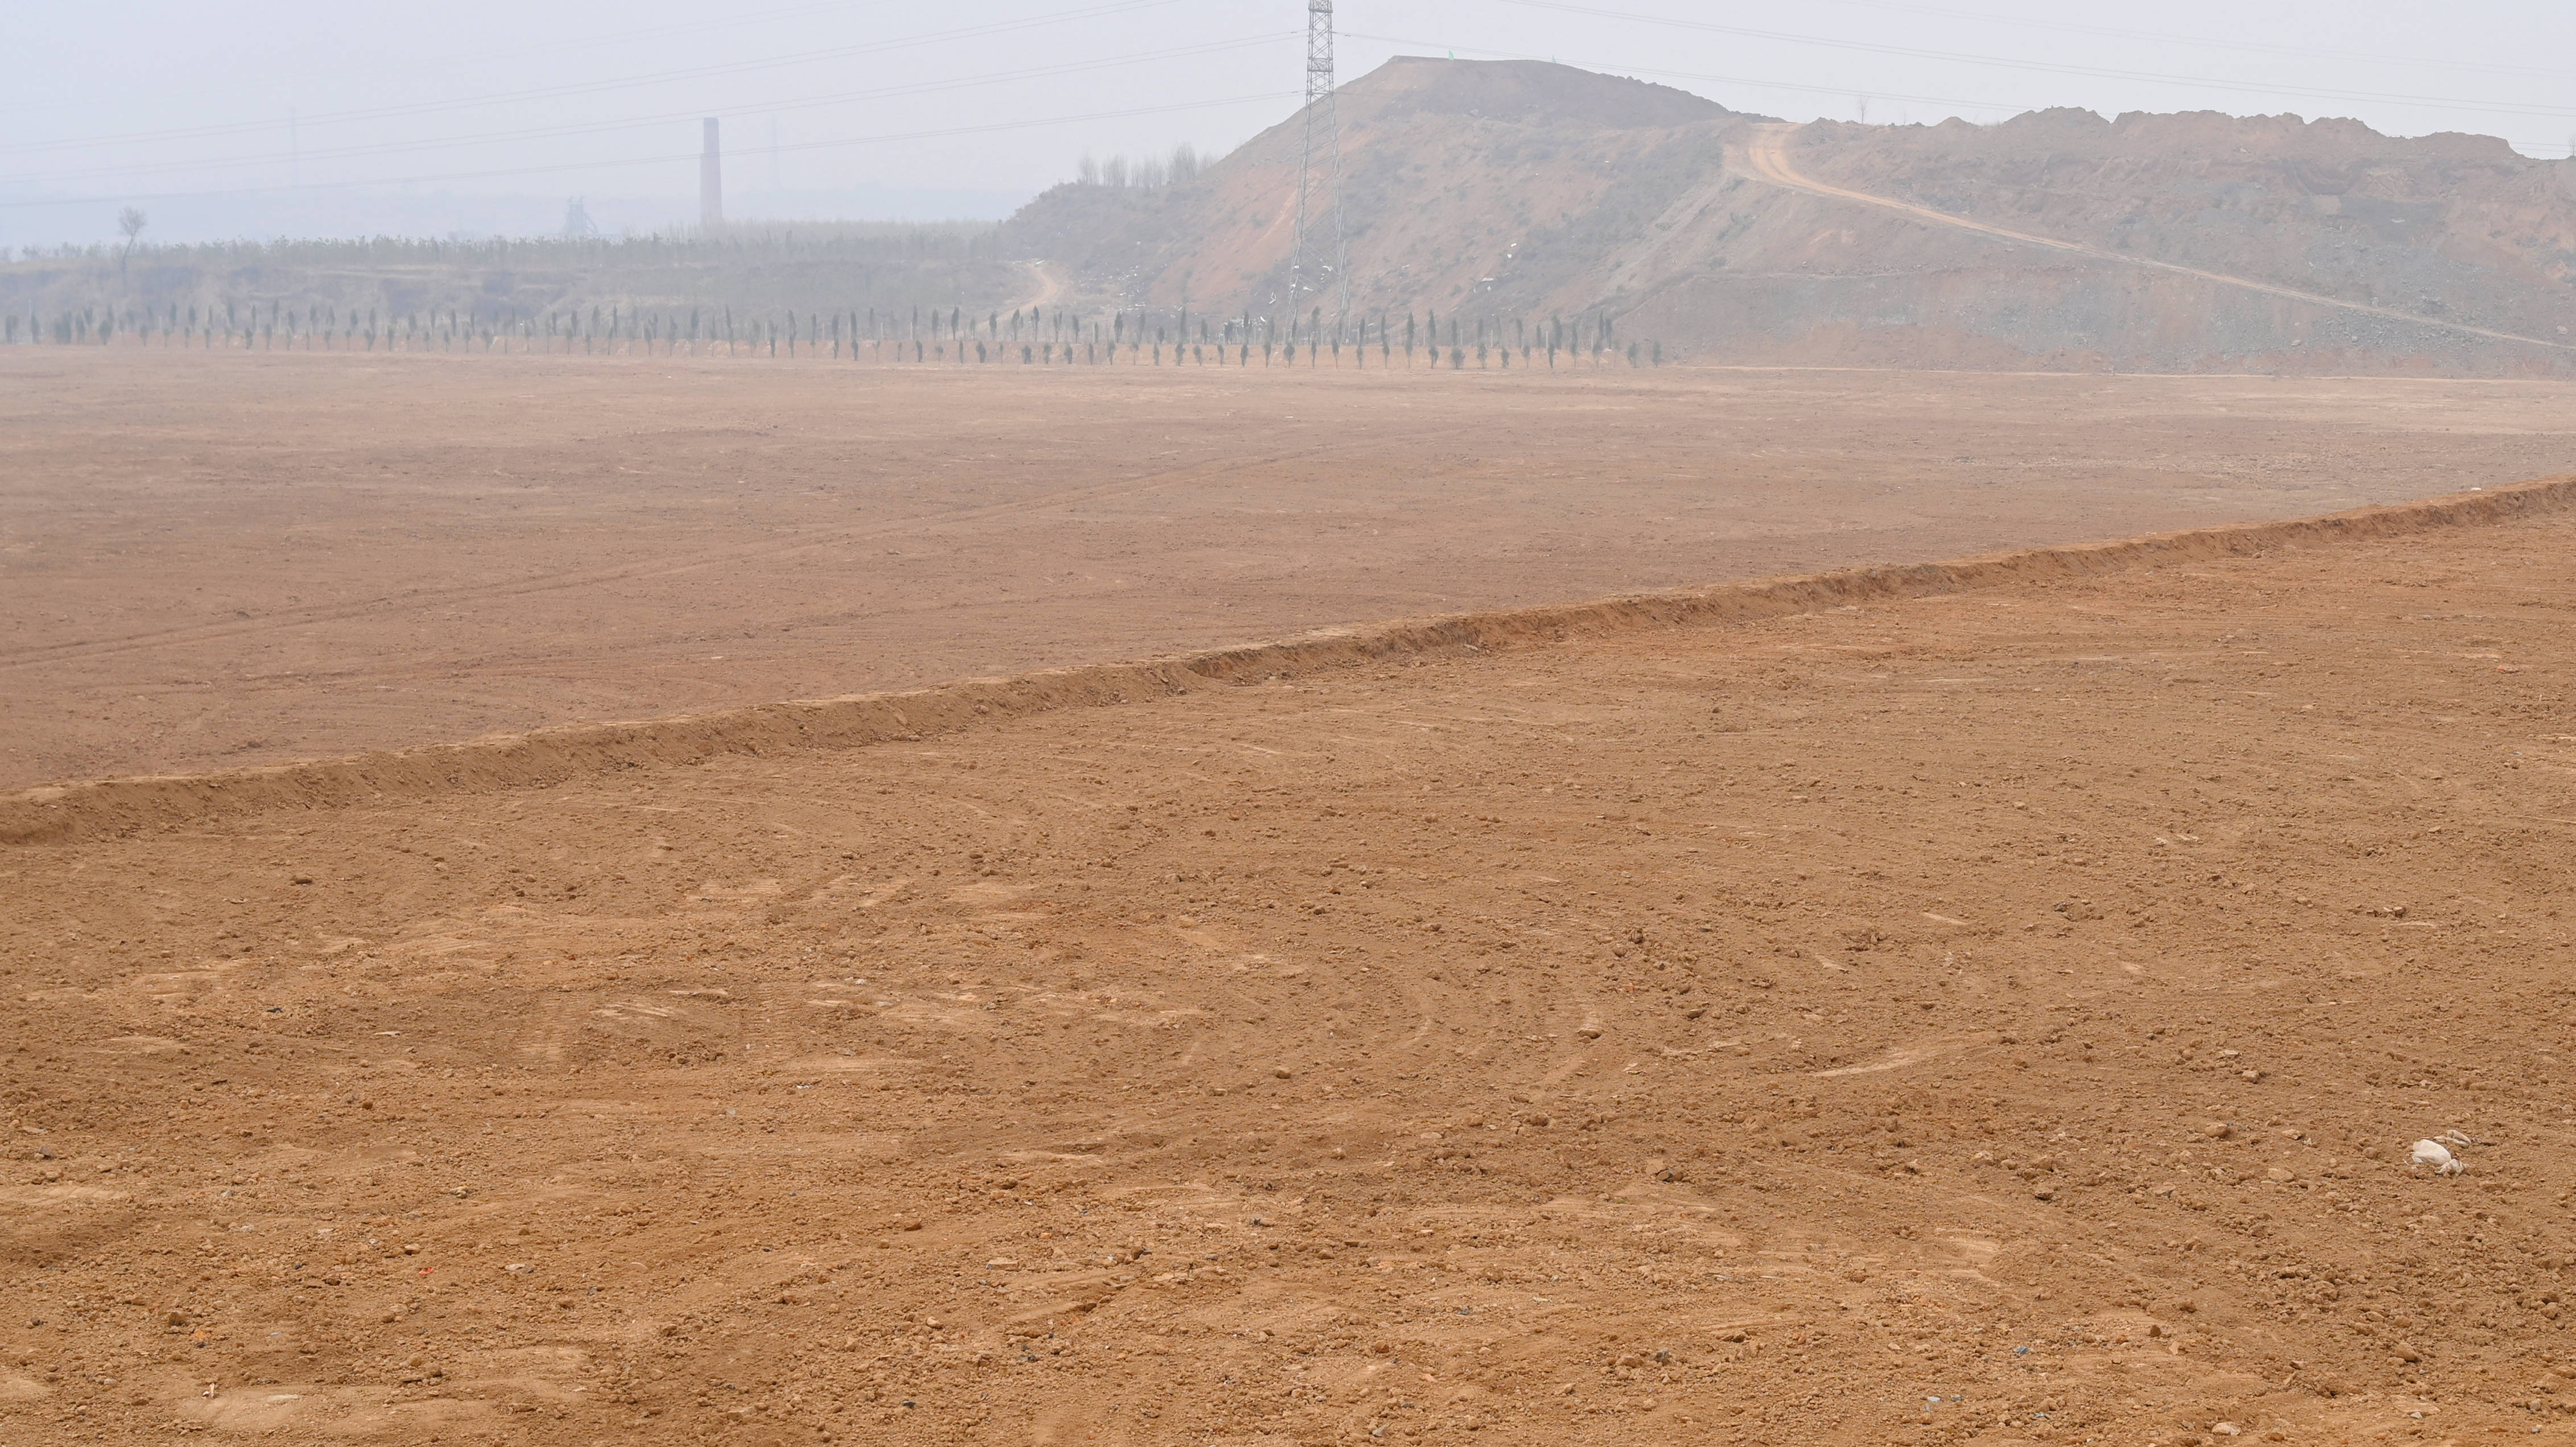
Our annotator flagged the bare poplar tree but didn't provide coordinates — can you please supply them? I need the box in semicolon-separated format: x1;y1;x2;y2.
117;208;147;274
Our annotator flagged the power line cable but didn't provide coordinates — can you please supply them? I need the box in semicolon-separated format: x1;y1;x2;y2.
0;93;1300;210
5;33;1295;189
383;0;947;81
1345;32;2046;116
0;0;909;117
1806;0;2576;86
1485;0;2576;122
0;0;1186;159
1343;32;2571;158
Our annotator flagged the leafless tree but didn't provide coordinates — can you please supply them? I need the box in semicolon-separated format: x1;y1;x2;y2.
117;207;147;272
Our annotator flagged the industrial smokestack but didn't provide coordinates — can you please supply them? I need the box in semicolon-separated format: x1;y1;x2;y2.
700;118;724;230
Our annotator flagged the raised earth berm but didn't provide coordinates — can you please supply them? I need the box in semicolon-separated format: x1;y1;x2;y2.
7;472;2567;846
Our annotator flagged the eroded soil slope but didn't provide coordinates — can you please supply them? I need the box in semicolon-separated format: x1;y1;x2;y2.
4;496;2574;1445
1010;57;2576;373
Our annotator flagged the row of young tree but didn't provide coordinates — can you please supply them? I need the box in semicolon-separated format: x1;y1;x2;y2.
6;299;1662;369
7;221;998;270
1072;144;1203;191
0;220;1019;348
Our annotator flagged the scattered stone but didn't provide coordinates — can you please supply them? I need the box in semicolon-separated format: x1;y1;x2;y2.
2410;1139;2466;1175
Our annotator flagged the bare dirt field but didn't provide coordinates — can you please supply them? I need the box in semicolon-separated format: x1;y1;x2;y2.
3;468;2573;1444
7;349;2576;789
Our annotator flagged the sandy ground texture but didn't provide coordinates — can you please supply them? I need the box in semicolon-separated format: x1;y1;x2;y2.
9;350;2576;789
4;486;2574;1445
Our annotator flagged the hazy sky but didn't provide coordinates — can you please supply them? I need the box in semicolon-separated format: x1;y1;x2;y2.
5;0;2571;243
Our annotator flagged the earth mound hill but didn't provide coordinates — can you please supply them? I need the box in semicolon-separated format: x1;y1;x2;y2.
1001;57;2576;374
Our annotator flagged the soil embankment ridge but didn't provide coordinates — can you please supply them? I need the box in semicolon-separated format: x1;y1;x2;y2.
10;472;2569;846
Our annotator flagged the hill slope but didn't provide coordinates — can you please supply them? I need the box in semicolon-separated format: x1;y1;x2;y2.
1001;58;2576;374
1005;58;1758;334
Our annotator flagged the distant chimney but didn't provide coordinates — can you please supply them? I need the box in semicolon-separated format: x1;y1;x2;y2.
700;118;724;230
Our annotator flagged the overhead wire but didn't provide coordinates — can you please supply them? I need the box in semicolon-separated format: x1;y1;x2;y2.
18;1;2570;209
1484;0;2576;122
5;32;1297;189
1347;31;2044;118
1345;31;2571;159
1806;0;2576;86
0;0;898;117
0;0;1188;159
374;0;972;82
0;92;1300;210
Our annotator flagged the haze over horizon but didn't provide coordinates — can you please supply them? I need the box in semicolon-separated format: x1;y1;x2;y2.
5;0;2573;247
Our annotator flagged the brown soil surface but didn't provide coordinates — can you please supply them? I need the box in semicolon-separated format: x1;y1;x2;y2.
10;349;2576;791
5;478;2575;1444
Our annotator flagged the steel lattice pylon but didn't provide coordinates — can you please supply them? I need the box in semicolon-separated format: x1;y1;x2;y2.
1288;0;1347;348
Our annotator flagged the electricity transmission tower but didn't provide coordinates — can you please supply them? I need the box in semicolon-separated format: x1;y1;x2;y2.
1288;0;1347;347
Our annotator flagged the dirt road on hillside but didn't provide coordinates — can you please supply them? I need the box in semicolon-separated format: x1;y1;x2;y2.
1737;123;2576;355
1017;259;1068;309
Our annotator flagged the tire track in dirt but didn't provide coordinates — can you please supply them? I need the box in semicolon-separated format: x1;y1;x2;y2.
1735;123;2576;356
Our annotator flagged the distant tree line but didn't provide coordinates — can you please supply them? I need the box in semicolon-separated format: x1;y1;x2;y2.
0;219;1018;352
1072;144;1203;191
5;295;1662;370
6;221;998;270
6;208;1678;367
